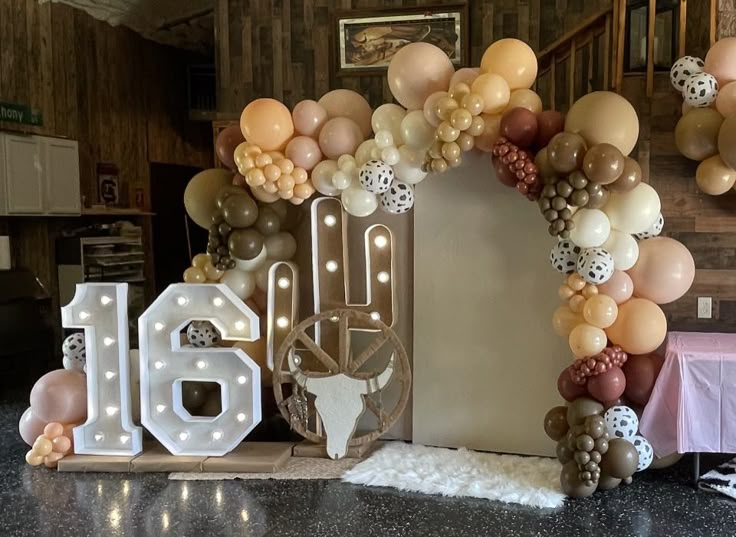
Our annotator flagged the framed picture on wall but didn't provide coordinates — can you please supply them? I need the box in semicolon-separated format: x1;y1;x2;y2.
335;4;469;76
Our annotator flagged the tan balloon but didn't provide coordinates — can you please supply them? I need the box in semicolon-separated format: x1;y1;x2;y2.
387;42;455;110
569;323;608;358
423;91;449;127
471;73;511;114
675;107;723;161
506;89;543;114
583;294;619;329
318;117;364;159
183;169;233;229
480;38;538;90
450;67;480;88
605;298;667;355
318;89;373;138
716;81;736;117
553;305;584;337
565;91;639;155
240;98;294;151
191;253;211;269
474;114;503;152
717;113;736;171
696;155;736;195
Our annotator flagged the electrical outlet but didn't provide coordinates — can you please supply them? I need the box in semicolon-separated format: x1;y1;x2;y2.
698;297;712;319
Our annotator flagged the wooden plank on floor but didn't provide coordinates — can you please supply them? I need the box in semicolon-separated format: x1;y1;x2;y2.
292;440;382;459
58;454;136;473
202;442;294;473
130;446;206;473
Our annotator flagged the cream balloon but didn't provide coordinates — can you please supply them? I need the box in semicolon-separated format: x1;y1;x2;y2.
221;269;256;300
569;209;611;248
355;139;378;167
341;185;378;217
400;110;436;150
603;183;661;234
471;73;511;114
393;145;428;184
565;91;640;156
371;104;406;144
311;160;340;196
235;246;267;272
450;68;480;88
506;89;543;114
423;91;449;127
602;230;640;271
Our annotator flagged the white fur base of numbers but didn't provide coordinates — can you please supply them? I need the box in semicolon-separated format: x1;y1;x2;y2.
343;442;566;508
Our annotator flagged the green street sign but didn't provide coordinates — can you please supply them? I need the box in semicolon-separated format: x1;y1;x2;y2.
0;102;42;126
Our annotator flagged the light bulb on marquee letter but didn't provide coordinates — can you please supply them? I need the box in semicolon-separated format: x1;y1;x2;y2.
61;283;143;455
138;283;261;456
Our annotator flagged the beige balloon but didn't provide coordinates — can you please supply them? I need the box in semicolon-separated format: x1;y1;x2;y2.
480;38;538;90
471;73;511;114
717;113;736;171
474;113;502;152
183;169;233;229
696;155;736;195
387;43;455;110
565;91;640;155
675;107;723;161
506;89;543;114
318;89;373;138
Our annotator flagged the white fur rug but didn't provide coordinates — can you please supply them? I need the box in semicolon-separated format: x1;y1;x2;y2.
343;442;565;508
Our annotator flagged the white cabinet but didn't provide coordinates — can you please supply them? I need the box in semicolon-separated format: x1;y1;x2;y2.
1;133;81;215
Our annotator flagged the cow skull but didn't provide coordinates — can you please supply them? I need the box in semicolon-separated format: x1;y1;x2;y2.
288;352;395;459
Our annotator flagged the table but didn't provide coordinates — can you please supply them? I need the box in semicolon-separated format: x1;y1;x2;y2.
640;332;736;482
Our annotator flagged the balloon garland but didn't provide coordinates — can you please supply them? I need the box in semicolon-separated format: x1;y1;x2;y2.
671;38;736;195
187;37;695;498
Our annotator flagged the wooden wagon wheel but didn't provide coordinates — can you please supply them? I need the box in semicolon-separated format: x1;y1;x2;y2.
272;308;411;447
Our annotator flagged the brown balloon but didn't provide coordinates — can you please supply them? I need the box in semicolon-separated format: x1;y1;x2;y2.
534;147;557;179
597;471;622;491
675;107;723;161
228;228;264;260
216;185;247;209
544;406;570;441
536;110;566;148
182;382;207;411
600;438;639;479
622;353;659;406
222;194;259;228
547;132;587;174
492;155;519;187
500;107;539;148
582;143;625;185
215;125;246;171
584;183;610;209
255;206;282;236
566;397;604;426
560;460;598;498
719;114;736;170
587;366;626;403
556;441;574;463
608;157;642;193
558;367;587;402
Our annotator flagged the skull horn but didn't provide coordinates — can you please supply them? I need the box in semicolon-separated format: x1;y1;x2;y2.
287;352;308;388
364;354;395;394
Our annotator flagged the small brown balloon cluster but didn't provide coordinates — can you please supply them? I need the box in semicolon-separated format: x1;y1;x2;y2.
567;414;609;487
491;138;542;200
427;83;486;173
234;142;315;204
569;346;628;385
558;273;598;313
207;222;237;271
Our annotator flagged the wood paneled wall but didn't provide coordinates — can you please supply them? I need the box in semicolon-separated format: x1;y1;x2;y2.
215;0;610;114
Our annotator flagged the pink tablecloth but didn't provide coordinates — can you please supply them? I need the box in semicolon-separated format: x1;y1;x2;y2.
640;332;736;457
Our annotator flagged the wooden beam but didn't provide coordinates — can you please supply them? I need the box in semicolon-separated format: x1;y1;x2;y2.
550;59;556;111
537;7;612;61
710;0;717;45
604;13;611;89
569;39;576;108
587;41;594;93
678;0;687;58
615;0;626;92
646;0;655;97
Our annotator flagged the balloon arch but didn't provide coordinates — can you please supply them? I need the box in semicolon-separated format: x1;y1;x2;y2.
188;38;695;498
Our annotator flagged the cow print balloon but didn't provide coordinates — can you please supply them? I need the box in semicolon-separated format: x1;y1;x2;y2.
62;332;86;372
604;405;639;441
632;435;654;472
187;321;221;348
683;72;718;108
634;212;664;240
359;159;394;194
550;239;582;274
670;56;704;92
380;180;415;214
576;247;615;284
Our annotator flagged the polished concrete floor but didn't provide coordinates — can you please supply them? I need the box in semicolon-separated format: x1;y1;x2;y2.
2;397;736;537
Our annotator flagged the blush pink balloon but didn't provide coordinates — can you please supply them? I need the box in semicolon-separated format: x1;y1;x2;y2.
318;117;364;160
18;407;47;446
388;42;455;110
450;68;480;89
292;99;328;137
285;136;323;171
30;369;87;424
318;89;373;138
627;237;695;305
705;37;736;86
598;270;634;305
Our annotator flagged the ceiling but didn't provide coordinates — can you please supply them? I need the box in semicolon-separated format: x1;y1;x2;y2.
40;0;215;50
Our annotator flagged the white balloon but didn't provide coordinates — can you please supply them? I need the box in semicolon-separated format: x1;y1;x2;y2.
331;170;352;190
235;246;267;272
634;212;664;240
355;139;378;167
371;104;406;144
221;269;256;300
374;129;394;149
381;146;400;165
393;145;428;184
602;230;639;271
400;110;436;150
569;208;611;248
255;259;277;292
311;160;340;196
341;184;378;217
604;405;639;441
603;183;661;234
632;435;654;472
337;154;357;172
